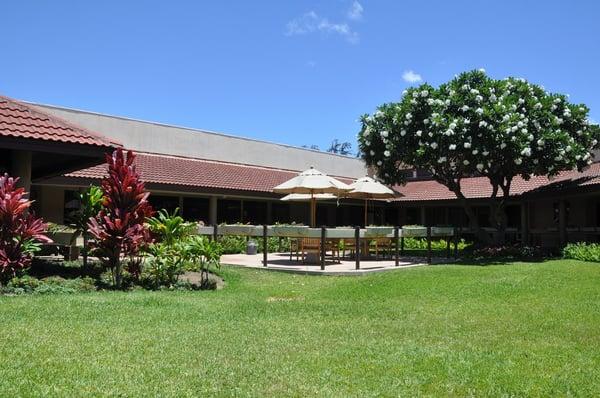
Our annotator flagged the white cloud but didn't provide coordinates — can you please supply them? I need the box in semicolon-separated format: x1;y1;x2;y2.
307;60;317;68
347;1;363;20
285;9;359;44
402;70;423;83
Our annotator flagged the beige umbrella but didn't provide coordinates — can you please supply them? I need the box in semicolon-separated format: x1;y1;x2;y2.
273;167;352;227
346;176;396;226
280;193;337;201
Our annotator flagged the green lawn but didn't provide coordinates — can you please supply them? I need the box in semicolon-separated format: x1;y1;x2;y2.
1;260;600;396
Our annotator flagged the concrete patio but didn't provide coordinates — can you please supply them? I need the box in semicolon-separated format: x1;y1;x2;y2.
222;252;453;275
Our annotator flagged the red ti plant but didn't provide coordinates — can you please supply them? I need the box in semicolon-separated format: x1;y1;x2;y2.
0;174;51;283
88;149;153;288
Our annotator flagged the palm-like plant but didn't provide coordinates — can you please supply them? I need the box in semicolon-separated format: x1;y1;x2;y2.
88;149;153;288
0;174;51;283
67;185;103;268
146;208;195;246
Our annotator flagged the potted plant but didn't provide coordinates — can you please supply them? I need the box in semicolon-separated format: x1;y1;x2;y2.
365;225;395;238
220;224;262;236
401;225;427;237
271;223;309;237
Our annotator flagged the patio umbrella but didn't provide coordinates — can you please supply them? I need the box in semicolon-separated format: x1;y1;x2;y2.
280;193;337;201
346;176;396;226
273;167;352;227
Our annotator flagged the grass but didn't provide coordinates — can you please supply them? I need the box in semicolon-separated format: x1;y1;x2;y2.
1;260;600;396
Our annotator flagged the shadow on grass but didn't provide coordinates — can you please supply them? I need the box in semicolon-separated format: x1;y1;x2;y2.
451;256;555;266
29;258;103;280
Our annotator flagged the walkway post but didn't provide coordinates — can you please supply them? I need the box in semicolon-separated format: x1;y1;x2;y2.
213;224;218;242
446;233;451;258
320;226;326;271
400;235;405;256
262;224;268;267
354;226;360;270
394;226;400;267
427;226;432;264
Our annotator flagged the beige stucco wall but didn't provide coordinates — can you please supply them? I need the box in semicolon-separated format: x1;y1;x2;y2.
39;185;64;224
30;103;368;178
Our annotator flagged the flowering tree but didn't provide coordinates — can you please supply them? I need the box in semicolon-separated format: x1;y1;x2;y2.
358;70;600;243
88;149;153;288
0;174;51;282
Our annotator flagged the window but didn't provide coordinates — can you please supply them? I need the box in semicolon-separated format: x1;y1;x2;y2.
505;205;521;228
448;207;467;227
384;206;399;226
399;169;416;180
64;190;80;223
182;197;209;222
426;207;447;226
243;201;267;225
0;149;9;174
404;207;420;225
149;195;179;214
272;202;290;224
552;201;570;224
217;200;242;224
415;168;433;179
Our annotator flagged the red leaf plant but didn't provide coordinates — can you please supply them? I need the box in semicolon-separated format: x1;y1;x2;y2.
0;174;51;283
88;149;153;288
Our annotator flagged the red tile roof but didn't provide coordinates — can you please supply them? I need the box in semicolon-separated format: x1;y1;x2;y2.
66;151;600;199
0;95;119;148
393;162;600;201
66;152;354;193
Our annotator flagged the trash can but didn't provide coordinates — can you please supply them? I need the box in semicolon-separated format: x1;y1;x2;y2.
246;240;258;255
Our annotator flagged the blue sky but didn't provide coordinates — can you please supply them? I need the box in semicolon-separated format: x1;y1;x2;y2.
1;1;599;153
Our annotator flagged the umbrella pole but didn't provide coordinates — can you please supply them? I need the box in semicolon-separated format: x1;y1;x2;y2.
311;194;316;227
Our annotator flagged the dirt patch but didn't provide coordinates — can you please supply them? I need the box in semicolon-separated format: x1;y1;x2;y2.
180;271;225;290
266;296;304;303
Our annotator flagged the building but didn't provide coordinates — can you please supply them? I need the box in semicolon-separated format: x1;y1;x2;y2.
1;94;600;246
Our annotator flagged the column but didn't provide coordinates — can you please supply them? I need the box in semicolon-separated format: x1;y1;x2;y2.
559;200;567;246
420;206;427;226
209;196;218;226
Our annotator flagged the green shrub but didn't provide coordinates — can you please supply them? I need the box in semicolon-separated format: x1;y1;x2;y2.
1;275;96;295
143;210;223;288
402;237;469;251
563;242;600;262
218;235;247;254
471;244;546;260
217;236;291;254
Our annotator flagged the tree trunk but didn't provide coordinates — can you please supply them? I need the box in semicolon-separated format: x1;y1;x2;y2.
450;189;493;245
115;261;122;289
82;235;89;269
487;178;512;245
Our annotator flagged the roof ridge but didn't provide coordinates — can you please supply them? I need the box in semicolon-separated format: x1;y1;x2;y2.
0;94;121;147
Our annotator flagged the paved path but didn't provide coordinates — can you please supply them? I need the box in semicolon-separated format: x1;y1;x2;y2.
222;253;452;276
